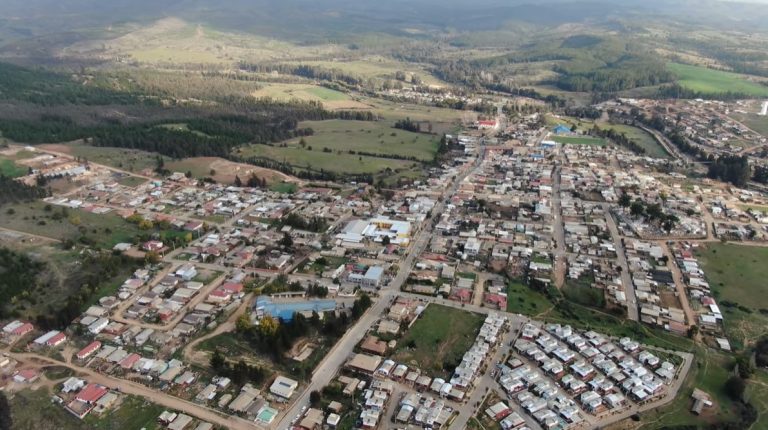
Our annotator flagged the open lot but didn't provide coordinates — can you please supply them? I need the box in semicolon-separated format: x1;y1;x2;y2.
729;111;768;137
251;83;369;109
165;156;298;185
696;243;768;311
393;304;485;377
668;63;768;97
38;142;159;174
0;201;142;248
696;243;768;348
506;280;554;316
0;156;28;177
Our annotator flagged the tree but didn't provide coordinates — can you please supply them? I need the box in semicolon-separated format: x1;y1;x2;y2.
236;314;253;333
234;175;242;187
145;251;161;264
0;392;11;430
630;201;645;217
309;390;322;407
210;349;226;370
725;376;746;401
258;315;279;337
279;232;293;249
618;193;631;209
381;236;391;246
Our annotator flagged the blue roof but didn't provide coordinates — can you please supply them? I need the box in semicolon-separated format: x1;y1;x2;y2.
553;125;571;134
254;296;337;321
364;266;384;280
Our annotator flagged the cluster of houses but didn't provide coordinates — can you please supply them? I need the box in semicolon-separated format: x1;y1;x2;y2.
501;323;678;429
623;239;688;334
671;243;729;348
157;410;214;430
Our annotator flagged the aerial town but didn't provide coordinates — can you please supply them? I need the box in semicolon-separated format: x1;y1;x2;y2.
2;2;768;429
3;92;768;430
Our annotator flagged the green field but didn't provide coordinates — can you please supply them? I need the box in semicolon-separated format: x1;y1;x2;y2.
236;119;435;176
507;280;554;315
668;63;768;97
0;157;28;177
394;304;485;378
551;135;606;146
696;243;768;348
597;123;671;158
0;201;143;248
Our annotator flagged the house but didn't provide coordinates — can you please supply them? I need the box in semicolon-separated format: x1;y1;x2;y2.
361;266;384;289
360;335;388;355
142;240;164;252
13;369;39;383
299;408;325;430
175;264;198;281
76;384;108;404
61;377;85;393
347;353;382;375
270;375;299;400
10;322;34;337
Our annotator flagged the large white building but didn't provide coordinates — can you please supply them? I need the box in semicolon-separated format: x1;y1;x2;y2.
336;217;412;245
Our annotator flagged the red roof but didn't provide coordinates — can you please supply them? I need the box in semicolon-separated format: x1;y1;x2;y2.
46;332;67;346
77;341;102;359
15;369;39;381
210;288;231;298
76;383;108;403
221;282;244;294
119;353;141;369
12;322;33;336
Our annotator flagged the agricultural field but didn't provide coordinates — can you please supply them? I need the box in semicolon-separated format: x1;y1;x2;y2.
393;304;485;378
668;63;768;97
550;135;606;146
282;58;447;87
696;242;768;348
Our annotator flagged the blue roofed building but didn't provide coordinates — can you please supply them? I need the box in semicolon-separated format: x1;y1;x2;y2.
553;124;572;135
254;296;337;322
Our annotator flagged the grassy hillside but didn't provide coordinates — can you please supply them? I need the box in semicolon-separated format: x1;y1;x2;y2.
668;63;768;97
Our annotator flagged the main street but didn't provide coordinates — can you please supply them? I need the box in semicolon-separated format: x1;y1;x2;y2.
602;203;639;321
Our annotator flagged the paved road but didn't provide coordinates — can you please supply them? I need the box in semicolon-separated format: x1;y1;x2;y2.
603;204;639;321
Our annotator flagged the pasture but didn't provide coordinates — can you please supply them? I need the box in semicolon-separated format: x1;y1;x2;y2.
597;122;671;158
393;304;485;378
668;63;768;97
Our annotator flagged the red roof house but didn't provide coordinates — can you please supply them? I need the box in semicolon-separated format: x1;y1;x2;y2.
76;383;108;404
77;341;102;360
46;332;67;347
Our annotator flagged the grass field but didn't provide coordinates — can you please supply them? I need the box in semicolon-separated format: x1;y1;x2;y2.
84;395;163;429
394;304;485;378
668;63;768;97
236;120;433;177
10;388;86;430
597;122;671;158
551;135;606;146
507;280;553;315
0;157;28;177
0;201;142;248
290;120;439;161
251;83;351;103
696;243;768;348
